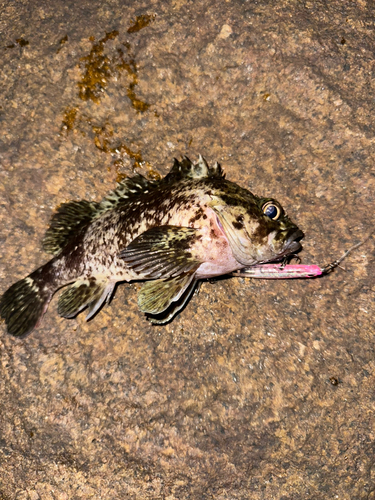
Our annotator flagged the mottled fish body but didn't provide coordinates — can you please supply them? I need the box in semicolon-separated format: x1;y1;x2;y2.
0;156;303;336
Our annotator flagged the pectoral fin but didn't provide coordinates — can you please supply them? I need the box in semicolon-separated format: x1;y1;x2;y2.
120;225;202;279
138;271;198;321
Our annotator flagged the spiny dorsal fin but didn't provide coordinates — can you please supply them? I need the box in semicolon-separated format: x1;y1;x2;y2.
43;200;100;255
120;225;202;279
99;157;225;211
98;174;158;212
162;155;225;184
211;160;225;178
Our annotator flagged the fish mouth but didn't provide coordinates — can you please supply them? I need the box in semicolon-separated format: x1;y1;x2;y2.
282;228;304;256
258;228;304;265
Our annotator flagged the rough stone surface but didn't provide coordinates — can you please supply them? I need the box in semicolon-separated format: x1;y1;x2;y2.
0;0;374;498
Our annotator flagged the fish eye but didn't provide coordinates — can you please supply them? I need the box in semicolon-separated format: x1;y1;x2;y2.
262;201;282;220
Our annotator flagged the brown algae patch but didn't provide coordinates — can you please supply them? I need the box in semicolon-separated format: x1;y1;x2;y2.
78;30;120;103
92;122;161;181
78;30;150;113
127;14;156;34
60;110;154;172
60;21;157;174
92;121;145;171
61;107;79;133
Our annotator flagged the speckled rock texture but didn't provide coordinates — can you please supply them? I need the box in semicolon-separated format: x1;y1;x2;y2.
0;0;374;498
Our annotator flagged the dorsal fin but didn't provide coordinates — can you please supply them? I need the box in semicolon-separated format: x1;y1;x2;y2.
99;157;224;211
162;155;225;184
99;174;158;212
43;200;100;255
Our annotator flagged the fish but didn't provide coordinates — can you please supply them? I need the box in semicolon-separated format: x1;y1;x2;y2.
0;156;304;337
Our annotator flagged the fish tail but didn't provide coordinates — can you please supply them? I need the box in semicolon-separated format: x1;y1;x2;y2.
0;272;54;337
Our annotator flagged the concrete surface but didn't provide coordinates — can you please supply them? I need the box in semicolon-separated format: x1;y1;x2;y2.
0;0;374;498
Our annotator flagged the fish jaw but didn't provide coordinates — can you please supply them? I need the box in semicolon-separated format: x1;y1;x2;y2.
262;228;304;262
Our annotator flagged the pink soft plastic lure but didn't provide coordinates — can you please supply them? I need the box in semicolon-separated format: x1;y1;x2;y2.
233;263;324;279
233;235;373;279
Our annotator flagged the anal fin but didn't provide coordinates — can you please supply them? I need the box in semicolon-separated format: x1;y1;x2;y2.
58;277;114;320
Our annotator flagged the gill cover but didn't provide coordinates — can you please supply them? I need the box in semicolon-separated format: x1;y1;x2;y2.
212;205;262;266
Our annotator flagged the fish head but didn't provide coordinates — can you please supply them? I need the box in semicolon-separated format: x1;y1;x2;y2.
212;197;304;266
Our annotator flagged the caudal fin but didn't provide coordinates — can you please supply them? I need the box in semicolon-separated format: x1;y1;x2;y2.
0;276;52;337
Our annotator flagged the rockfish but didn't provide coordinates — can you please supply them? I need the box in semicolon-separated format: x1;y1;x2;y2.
0;156;303;336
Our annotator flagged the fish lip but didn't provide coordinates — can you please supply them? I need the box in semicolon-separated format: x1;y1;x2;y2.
257;228;304;265
284;228;304;254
